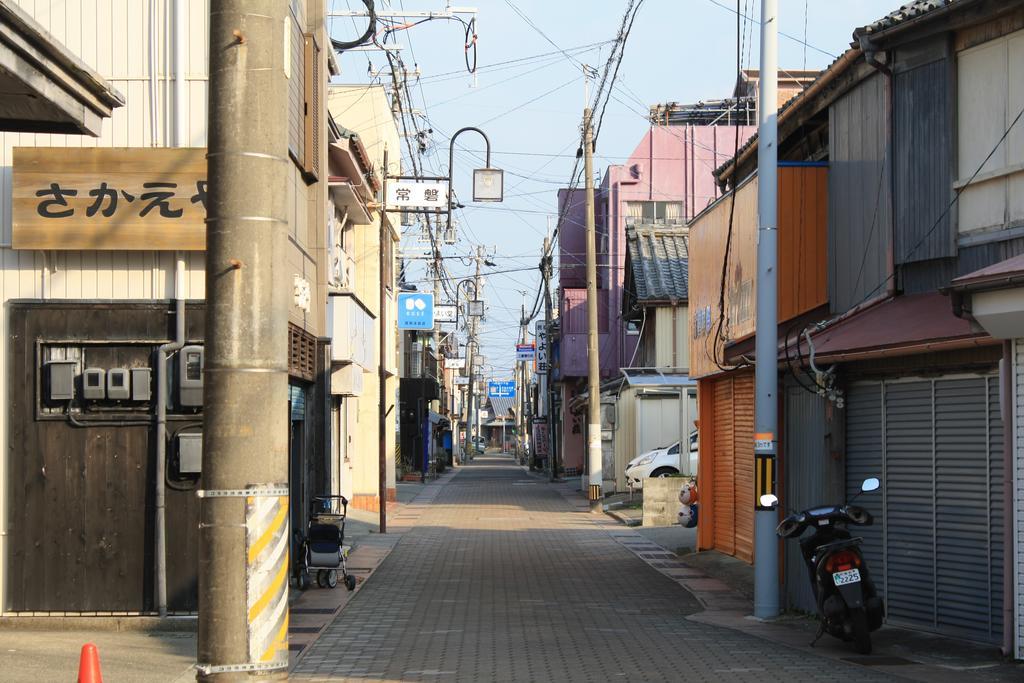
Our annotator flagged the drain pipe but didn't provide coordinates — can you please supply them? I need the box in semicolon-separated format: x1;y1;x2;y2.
155;256;186;617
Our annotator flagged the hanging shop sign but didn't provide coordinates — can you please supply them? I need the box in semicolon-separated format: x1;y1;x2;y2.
434;304;457;323
385;180;449;211
453;376;470;386
397;292;434;330
446;357;466;370
12;147;207;250
515;343;536;362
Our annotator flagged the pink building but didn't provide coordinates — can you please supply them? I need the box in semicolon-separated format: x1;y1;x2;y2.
555;107;755;475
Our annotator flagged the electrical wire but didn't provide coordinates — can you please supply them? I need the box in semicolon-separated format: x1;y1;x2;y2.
332;0;376;51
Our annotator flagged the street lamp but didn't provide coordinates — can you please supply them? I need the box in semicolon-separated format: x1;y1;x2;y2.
455;277;482;327
447;126;503;232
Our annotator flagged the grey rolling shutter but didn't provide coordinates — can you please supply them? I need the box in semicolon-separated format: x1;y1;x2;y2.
884;380;936;629
845;382;886;601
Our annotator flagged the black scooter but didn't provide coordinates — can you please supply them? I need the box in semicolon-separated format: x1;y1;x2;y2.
768;477;884;654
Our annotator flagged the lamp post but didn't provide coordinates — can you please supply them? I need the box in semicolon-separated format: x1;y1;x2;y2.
447;127;503;233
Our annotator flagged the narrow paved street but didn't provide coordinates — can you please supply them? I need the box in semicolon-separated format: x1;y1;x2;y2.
293;455;896;682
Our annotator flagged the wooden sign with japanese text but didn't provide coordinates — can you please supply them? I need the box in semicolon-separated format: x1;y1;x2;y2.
12;147;207;250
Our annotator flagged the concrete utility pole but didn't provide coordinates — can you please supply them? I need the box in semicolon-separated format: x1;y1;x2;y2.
463;247;483;461
583;107;602;512
753;0;780;620
199;1;290;678
542;235;556;481
379;149;391;534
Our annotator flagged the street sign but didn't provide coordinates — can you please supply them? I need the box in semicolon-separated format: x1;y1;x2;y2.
386;180;449;210
446;357;466;370
454;376;469;386
397;292;434;329
515;343;535;362
488;381;515;398
434;304;457;323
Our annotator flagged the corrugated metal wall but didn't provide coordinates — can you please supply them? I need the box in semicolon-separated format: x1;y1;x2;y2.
782;383;829;613
894;46;955;264
828;73;891;314
1014;339;1024;660
845;375;1004;644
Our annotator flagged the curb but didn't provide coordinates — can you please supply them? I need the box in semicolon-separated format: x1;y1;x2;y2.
0;615;197;632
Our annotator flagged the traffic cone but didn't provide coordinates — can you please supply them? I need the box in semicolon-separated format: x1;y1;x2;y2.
77;642;102;683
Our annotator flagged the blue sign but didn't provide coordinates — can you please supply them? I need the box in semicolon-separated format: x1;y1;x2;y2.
397;293;434;330
488;381;515;398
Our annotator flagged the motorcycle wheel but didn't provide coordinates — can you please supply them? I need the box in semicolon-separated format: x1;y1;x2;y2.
850;607;872;654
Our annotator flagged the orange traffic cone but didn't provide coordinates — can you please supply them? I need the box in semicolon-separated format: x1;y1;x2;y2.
77;642;102;683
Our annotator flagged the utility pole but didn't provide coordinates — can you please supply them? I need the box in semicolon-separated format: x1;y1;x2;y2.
518;295;527;463
583;106;602;512
198;1;290;678
542;235;556;481
379;149;391;534
753;0;780;620
463;247;483;462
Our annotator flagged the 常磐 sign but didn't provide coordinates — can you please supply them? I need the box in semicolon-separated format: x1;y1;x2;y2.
446;357;466;370
386;180;449;210
515;343;535;362
12;147;207;250
397;293;434;330
488;381;515;398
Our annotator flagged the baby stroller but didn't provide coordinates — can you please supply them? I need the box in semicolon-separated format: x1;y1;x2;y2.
296;495;357;591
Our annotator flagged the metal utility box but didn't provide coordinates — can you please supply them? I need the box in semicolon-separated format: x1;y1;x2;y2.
178;433;202;474
130;368;151;401
82;368;106;399
106;368;130;400
45;360;76;401
179;345;203;407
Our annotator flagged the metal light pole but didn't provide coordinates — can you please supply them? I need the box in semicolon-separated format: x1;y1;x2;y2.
199;1;289;677
754;0;780;620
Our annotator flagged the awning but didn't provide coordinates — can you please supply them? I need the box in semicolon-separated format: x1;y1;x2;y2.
0;2;124;135
799;292;993;364
621;368;694;387
948;254;1024;340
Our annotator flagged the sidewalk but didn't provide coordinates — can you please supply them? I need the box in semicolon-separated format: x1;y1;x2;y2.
599;487;1023;682
0;471;456;682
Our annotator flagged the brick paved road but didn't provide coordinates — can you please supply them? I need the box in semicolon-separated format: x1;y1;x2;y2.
293;454;899;682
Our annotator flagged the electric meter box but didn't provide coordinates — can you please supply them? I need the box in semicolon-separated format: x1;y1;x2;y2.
82;368;106;400
131;367;152;401
179;345;204;407
106;368;130;400
45;360;77;401
178;432;202;474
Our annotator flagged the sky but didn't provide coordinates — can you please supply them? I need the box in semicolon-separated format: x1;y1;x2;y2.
327;0;900;381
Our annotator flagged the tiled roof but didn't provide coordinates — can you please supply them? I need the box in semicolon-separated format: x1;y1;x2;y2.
857;1;958;36
626;225;689;303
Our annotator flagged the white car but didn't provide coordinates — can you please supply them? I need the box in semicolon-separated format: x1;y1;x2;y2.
624;430;698;490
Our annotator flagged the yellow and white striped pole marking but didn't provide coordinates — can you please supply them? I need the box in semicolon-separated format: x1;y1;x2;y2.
245;492;289;667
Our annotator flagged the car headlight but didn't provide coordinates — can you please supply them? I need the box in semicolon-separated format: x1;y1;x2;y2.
637;454;655;466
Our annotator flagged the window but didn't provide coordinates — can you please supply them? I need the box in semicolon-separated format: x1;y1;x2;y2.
624;201;684;226
956;28;1024;234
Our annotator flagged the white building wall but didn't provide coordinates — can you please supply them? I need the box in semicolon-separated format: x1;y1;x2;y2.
0;0;210;613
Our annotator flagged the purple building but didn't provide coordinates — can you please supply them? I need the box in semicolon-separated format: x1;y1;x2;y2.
554;106;755;475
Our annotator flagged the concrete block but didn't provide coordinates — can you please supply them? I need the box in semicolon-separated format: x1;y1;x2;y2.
642;477;686;527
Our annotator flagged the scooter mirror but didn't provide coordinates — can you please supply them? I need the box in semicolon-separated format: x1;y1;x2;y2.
759;494;778;508
861;477;880;492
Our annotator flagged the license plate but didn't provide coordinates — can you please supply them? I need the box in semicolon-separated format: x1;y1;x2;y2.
832;568;861;586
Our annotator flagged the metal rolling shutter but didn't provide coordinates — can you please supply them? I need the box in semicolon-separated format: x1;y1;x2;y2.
883;380;936;628
712;377;736;556
845;383;886;601
732;373;755;563
783;384;828;613
845;375;1003;644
